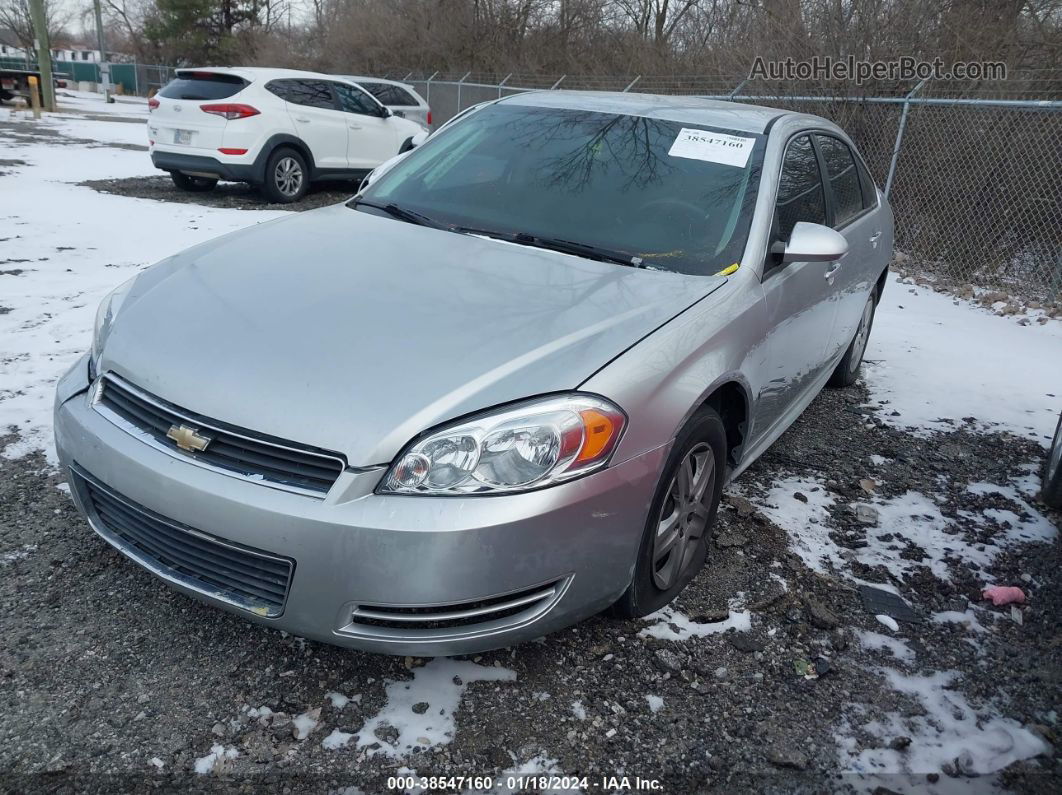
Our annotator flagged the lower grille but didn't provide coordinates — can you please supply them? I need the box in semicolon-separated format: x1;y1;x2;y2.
72;466;293;616
92;373;345;496
345;580;565;635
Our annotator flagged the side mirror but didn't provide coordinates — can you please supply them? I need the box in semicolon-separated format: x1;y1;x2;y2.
777;222;848;263
379;105;392;118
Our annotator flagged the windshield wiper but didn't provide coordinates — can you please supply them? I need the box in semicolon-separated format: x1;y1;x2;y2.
509;234;645;269
350;199;447;229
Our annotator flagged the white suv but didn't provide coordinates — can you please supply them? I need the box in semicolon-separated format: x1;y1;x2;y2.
147;67;425;203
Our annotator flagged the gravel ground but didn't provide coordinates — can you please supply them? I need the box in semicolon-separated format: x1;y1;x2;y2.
1;379;1059;794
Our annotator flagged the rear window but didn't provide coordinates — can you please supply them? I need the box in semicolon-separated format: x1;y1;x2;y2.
159;72;247;100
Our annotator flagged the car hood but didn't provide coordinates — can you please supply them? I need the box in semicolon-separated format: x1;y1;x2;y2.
102;204;727;466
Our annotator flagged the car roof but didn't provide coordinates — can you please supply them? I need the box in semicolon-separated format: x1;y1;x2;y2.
498;91;794;134
177;66;363;84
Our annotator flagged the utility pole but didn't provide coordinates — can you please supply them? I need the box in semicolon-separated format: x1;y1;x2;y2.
92;0;113;102
27;0;56;111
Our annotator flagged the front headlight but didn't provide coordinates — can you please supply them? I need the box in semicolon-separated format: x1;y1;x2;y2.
380;394;627;496
91;276;136;367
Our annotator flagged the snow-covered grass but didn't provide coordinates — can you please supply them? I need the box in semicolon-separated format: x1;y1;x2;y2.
864;276;1062;446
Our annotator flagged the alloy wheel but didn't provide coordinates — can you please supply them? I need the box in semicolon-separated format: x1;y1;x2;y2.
274;157;303;197
652;442;715;590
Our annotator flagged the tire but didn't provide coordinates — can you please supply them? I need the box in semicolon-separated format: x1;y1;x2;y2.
261;147;309;203
1041;412;1062;509
170;172;217;192
828;290;877;388
612;407;728;618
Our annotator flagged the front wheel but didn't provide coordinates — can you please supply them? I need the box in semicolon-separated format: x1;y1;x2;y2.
261;147;309;203
828;291;877;388
170;172;217;192
612;407;727;618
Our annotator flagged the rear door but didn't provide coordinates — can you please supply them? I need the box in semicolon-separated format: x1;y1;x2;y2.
150;71;248;154
753;133;839;434
813;134;883;362
332;82;404;168
267;79;348;169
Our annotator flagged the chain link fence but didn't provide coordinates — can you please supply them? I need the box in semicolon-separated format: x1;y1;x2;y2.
386;71;1062;301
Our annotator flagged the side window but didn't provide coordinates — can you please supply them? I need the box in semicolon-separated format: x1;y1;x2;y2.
776;135;826;240
279;80;337;110
334;83;379;115
816;135;864;226
855;157;878;209
265;80;296;103
389;86;420;106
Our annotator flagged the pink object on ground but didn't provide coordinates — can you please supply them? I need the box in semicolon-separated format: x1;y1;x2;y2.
982;585;1026;606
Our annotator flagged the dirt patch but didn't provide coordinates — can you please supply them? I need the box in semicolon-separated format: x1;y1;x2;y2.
80;175;362;211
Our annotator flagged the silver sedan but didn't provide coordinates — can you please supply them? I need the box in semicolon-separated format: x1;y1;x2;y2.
55;91;893;655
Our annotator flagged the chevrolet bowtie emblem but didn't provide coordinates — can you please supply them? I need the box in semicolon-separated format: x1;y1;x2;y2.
167;424;211;452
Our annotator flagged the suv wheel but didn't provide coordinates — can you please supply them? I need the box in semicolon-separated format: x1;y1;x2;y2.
263;147;309;203
170;172;218;192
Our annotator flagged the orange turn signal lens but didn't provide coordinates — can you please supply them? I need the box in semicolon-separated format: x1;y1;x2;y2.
575;407;623;463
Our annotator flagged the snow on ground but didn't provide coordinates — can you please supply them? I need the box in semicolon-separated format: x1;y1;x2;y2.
854;630;915;665
749;475;1057;586
351;658;517;757
839;669;1049;781
639;606;751;640
0;96;287;459
864;275;1062;446
192;743;238;775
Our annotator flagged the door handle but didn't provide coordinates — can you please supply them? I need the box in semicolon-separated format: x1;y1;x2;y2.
294;117;310;123
869;231;882;245
823;263;841;281
348;124;363;130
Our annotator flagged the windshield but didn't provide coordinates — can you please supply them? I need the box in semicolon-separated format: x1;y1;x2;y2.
356;103;765;275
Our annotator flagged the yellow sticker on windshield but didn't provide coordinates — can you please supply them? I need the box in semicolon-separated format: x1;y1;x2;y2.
715;263;740;276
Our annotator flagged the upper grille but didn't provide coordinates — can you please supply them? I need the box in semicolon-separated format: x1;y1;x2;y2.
72;466;293;616
93;374;345;496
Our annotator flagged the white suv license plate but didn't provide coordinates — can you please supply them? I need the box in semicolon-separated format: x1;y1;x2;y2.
173;129;193;145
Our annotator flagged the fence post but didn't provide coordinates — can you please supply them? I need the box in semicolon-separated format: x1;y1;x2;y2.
885;78;927;199
623;75;641;92
403;71;413;81
728;79;747;98
499;73;512;98
425;70;438;105
456;70;471;113
551;75;566;90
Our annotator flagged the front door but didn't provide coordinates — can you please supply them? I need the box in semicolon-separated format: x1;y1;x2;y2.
752;133;840;436
332;82;403;169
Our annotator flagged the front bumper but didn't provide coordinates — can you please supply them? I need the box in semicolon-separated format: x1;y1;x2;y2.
54;358;666;655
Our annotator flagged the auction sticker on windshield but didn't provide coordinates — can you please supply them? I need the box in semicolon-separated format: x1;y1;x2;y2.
668;128;755;167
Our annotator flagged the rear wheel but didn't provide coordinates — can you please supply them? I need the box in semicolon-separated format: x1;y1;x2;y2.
262;147;308;203
612;407;727;618
828;291;877;388
170;172;217;192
